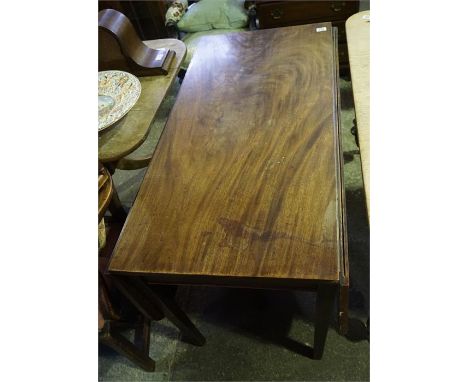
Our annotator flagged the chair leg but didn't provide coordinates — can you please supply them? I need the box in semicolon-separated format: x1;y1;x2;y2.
100;323;155;372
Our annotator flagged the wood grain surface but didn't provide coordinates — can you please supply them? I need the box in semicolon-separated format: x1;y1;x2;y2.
108;23;345;285
98;39;186;163
346;11;369;218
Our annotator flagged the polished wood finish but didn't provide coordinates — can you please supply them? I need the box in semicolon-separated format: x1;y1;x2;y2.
109;24;345;284
98;172;203;371
333;34;349;336
98;39;186;164
253;1;359;70
108;24;347;357
98;1;169;41
346;11;369;218
99;9;175;76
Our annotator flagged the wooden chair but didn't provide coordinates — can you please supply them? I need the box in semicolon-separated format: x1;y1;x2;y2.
98;163;156;372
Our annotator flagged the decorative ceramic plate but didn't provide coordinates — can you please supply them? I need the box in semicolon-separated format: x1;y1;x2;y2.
98;70;141;132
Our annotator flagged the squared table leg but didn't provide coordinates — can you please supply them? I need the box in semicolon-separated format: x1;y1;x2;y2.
134;317;152;355
313;284;337;360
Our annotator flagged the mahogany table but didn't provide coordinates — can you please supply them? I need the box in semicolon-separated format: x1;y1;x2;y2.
107;23;348;359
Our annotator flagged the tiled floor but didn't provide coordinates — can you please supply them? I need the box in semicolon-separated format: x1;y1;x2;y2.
99;79;370;381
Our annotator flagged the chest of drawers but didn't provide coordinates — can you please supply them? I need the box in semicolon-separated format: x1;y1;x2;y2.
252;1;359;72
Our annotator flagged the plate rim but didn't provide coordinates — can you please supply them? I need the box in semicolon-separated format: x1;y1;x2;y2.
98;70;142;132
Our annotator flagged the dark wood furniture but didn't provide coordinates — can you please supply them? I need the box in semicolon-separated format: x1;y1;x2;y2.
252;1;359;72
99;9;176;76
98;164;156;371
107;23;348;359
98;1;170;41
98;39;187;168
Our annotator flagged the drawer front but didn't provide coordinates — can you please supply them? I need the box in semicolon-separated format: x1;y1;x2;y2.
256;1;359;29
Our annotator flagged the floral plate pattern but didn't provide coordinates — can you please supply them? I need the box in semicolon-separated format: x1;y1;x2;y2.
98;70;141;132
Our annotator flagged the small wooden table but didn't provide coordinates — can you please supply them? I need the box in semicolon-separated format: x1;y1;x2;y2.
346;11;370;218
107;23;348;359
98;39;186;165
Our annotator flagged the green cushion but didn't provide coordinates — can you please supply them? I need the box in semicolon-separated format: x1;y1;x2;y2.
181;29;246;70
178;0;248;33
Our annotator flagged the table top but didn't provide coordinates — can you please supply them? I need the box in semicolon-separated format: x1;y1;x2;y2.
98;39;186;163
108;24;346;286
346;11;370;218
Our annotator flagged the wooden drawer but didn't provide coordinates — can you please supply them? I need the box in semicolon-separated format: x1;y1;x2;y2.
256;1;359;29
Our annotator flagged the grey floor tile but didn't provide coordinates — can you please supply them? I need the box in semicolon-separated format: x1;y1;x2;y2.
169;287;369;381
